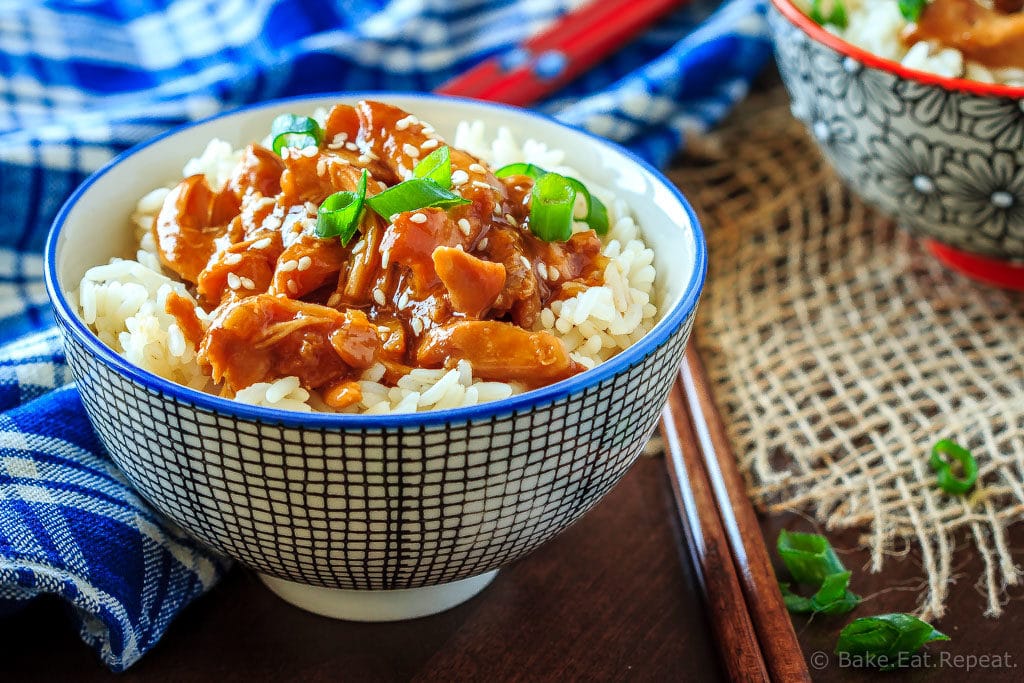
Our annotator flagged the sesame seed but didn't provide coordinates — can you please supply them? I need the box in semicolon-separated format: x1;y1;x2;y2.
472;180;493;190
549;266;560;281
227;272;241;289
373;288;386;306
224;252;242;265
297;256;312;271
520;255;531;270
357;154;371;164
287;280;298;294
477;237;489;250
410;212;428;224
537;263;548;280
300;145;317;158
421;124;433;134
377;325;390;335
381;251;390;268
345;142;358;151
352;239;366;254
363;148;379;160
240;276;256;289
333;133;348;144
457;218;472;236
451;170;469;186
398;291;410;309
411;318;424;335
395;118;410;131
280;259;298;272
403;143;420;158
420;138;439;150
505;213;518;227
522;194;531;205
327;141;344;150
316;157;327;176
469;163;486;174
251;237;272;250
455;243;464;251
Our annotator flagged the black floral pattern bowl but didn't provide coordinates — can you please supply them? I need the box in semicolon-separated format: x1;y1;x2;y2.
44;94;706;621
769;0;1024;289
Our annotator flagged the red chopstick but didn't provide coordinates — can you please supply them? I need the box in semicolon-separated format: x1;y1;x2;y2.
436;0;687;106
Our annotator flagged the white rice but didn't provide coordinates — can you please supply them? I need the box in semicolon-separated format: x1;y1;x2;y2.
799;0;1024;86
76;121;661;414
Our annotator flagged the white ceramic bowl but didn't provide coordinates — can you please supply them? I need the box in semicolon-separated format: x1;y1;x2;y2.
45;93;706;620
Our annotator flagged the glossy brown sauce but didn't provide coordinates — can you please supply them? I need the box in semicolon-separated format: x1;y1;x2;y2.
905;0;1024;69
154;100;605;395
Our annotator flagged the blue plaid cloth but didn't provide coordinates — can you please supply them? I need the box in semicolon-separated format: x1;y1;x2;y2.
0;0;771;671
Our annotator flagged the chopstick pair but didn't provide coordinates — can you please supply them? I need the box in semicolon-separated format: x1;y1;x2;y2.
661;340;811;682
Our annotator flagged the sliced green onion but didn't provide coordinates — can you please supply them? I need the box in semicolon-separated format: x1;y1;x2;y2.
316;170;367;246
897;0;926;22
413;146;453;189
780;570;859;615
810;0;847;28
494;162;546;180
777;530;846;585
835;614;949;669
366;178;470;219
529;172;576;242
271;114;323;156
565;177;609;235
495;162;608;235
930;439;978;495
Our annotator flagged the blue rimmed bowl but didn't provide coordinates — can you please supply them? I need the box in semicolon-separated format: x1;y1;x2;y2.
44;93;705;620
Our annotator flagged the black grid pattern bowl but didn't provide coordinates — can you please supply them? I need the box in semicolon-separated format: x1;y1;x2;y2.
45;94;706;619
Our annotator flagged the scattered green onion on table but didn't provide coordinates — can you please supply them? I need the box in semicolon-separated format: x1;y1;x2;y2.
930;439;978;495
776;530;859;616
775;530;949;669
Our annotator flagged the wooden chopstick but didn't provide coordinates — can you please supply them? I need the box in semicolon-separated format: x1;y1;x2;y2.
436;0;687;106
661;387;770;682
675;341;812;683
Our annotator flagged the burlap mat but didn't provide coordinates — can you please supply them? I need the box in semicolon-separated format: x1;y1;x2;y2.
665;87;1024;619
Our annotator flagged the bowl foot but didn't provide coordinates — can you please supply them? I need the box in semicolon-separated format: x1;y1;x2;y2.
258;570;499;621
924;240;1024;290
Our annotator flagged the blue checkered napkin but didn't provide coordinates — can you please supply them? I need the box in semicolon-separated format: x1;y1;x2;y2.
0;0;772;671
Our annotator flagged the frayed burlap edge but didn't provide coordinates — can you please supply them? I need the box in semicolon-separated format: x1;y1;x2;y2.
668;88;1024;619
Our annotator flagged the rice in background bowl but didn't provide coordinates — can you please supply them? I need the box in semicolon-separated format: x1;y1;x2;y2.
44;93;705;619
793;0;1024;85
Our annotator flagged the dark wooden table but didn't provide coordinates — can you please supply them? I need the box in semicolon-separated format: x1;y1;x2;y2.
2;456;725;682
6;450;1024;680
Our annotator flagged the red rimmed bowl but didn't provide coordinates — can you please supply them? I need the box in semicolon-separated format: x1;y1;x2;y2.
769;0;1024;289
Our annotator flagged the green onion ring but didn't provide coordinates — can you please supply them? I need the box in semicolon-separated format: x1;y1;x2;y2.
316;170;368;246
271;114;323;156
495;162;608;235
929;439;978;495
529;172;576;242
